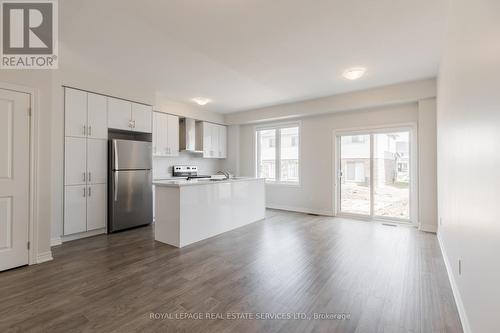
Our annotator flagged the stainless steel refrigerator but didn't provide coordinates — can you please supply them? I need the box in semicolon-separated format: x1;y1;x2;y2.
109;139;153;232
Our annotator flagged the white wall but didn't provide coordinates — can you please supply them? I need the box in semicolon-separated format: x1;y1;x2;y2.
239;99;437;222
437;0;500;332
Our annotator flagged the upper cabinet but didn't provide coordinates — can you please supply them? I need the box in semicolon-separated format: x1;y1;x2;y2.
201;122;227;159
153;112;179;157
132;103;152;133
107;97;131;131
65;88;107;139
107;97;152;133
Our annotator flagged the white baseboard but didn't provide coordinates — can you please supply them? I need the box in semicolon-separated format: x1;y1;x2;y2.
437;232;471;333
36;251;53;264
266;204;333;216
50;237;62;247
62;228;106;243
419;224;437;233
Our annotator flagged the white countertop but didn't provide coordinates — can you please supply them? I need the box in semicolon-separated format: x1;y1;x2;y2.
153;177;265;187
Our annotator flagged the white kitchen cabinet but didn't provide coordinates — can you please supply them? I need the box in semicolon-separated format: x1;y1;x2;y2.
132;103;152;133
107;97;132;131
202;122;215;158
86;184;107;231
218;125;227;158
65;137;87;185
153;112;179;156
65;88;87;138
87;93;108;139
167;114;179;156
64;185;87;235
201;122;227;159
87;139;107;184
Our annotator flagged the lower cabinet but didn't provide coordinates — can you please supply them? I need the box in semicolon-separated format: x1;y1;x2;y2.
64;185;87;235
86;184;107;231
64;183;106;235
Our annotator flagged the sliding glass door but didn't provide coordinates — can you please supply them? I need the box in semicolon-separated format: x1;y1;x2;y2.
338;129;413;222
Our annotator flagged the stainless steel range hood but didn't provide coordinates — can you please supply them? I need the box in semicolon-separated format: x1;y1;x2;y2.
179;118;203;153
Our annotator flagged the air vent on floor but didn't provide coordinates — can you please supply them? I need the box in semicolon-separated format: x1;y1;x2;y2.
382;223;397;227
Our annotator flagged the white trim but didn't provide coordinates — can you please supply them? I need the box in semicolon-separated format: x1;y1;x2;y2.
333;123;418;226
266;204;333;216
419;224;437;233
36;251;53;264
0;81;39;266
50;237;62;247
254;121;302;186
62;228;106;243
437;233;471;333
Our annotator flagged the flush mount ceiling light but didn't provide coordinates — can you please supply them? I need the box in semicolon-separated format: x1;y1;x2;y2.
192;97;212;106
342;67;366;80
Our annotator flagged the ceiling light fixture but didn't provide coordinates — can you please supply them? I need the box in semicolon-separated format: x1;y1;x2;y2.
342;67;366;80
192;97;212;106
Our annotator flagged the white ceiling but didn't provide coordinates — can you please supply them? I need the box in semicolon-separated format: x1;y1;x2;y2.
60;0;448;113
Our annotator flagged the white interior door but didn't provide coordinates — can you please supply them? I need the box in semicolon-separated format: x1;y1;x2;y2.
87;139;107;184
0;89;30;271
86;184;106;231
87;93;107;139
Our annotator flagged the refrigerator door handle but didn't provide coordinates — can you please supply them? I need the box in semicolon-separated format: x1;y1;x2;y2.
114;171;118;201
113;140;119;170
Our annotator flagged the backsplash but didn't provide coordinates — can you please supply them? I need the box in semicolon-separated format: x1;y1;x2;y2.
153;151;224;179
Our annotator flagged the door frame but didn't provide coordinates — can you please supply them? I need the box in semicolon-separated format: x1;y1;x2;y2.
333;123;418;226
0;81;39;265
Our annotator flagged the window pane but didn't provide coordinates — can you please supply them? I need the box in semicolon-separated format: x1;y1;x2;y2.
340;134;371;215
280;127;299;182
258;129;276;181
373;131;410;219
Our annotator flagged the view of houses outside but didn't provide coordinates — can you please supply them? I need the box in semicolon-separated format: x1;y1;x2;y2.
257;127;299;182
340;132;410;219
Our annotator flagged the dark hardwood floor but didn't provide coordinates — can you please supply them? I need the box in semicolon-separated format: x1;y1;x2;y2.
0;210;462;333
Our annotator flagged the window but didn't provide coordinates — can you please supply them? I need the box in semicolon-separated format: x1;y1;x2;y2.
256;124;300;184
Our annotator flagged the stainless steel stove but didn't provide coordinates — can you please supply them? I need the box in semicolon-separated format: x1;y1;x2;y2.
172;165;211;180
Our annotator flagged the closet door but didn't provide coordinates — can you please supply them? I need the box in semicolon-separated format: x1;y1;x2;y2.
64;185;87;235
86;184;107;230
64;137;87;185
65;88;87;138
87;93;108;139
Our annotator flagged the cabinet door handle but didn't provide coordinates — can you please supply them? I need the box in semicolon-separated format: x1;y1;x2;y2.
88;187;91;197
83;172;86;182
82;125;86;136
88;172;92;182
88;125;92;136
83;187;86;197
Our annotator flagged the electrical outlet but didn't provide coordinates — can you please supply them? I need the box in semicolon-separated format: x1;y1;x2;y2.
458;259;462;275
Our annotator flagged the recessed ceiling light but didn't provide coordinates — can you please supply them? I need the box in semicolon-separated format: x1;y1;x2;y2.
192;97;212;106
343;67;366;80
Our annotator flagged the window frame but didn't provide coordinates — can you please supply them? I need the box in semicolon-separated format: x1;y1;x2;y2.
255;121;301;186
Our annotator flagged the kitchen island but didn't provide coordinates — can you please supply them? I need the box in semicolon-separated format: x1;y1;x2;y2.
153;177;265;247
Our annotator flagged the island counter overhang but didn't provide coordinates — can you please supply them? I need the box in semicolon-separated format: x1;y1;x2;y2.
153;178;266;247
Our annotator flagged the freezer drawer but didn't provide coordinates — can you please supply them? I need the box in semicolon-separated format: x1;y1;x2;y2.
109;169;152;232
